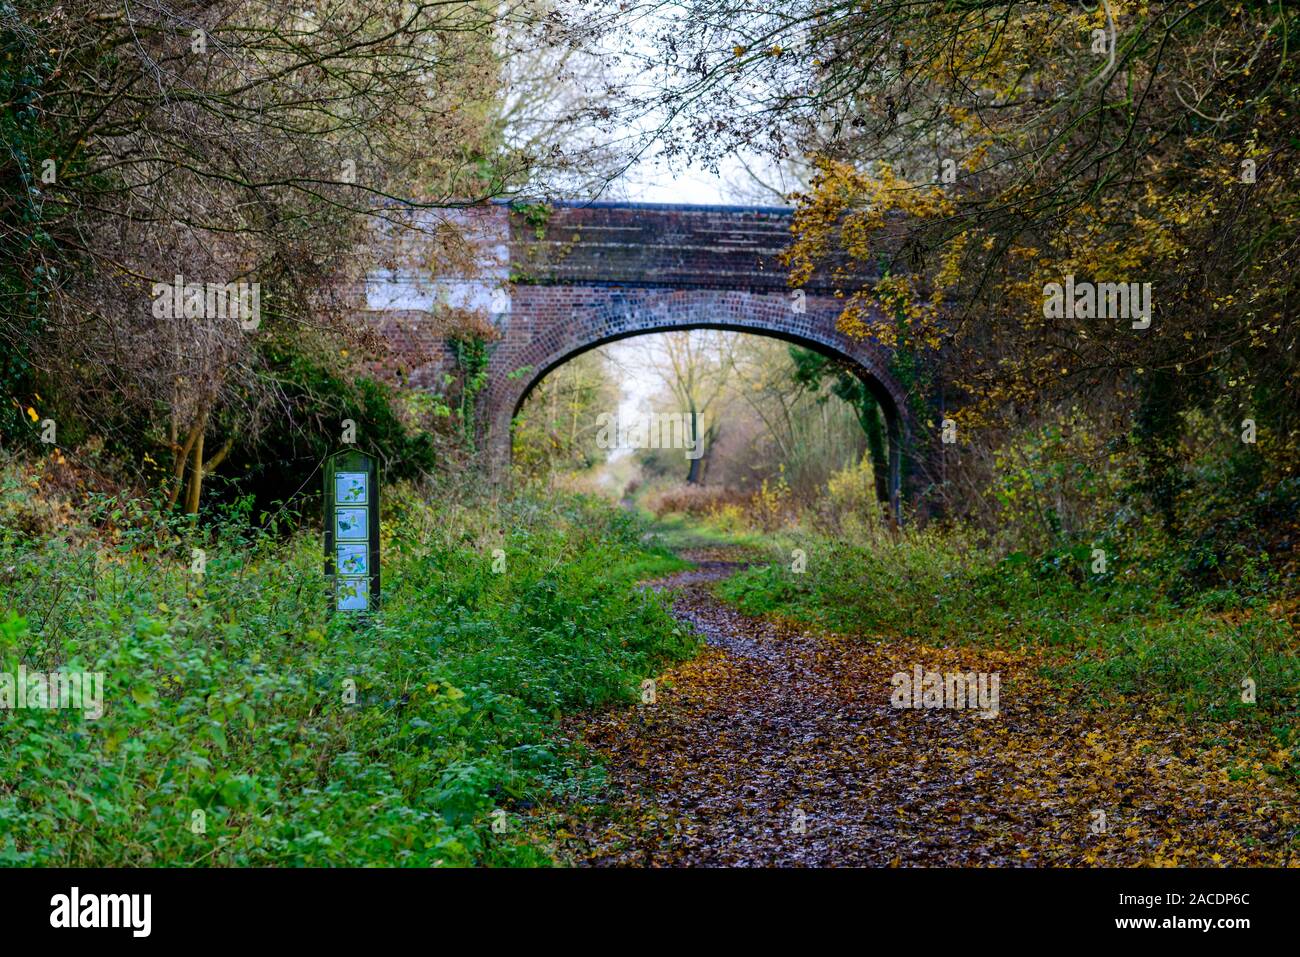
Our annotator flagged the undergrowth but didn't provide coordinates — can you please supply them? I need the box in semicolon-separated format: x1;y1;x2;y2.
0;470;693;866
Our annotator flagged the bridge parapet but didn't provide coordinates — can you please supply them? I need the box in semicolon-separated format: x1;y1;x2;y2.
503;200;880;294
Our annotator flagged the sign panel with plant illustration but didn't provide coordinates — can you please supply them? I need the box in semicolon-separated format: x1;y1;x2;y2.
324;452;380;612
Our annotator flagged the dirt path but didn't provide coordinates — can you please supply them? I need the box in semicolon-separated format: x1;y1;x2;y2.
563;558;1298;867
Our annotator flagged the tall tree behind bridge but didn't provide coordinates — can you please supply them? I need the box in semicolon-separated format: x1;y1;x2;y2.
621;331;739;485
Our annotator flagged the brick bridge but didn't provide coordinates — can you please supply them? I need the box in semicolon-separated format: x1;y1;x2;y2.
364;200;917;513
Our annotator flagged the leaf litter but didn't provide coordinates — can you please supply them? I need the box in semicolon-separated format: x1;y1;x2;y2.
555;558;1299;867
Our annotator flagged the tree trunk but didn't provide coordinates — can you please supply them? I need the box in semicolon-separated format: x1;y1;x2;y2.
685;407;702;484
184;413;207;515
686;453;701;484
167;418;204;508
858;398;891;506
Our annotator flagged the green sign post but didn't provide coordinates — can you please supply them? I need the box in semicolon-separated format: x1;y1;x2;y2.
324;450;380;612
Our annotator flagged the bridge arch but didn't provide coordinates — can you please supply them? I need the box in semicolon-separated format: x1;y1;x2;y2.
485;287;910;516
362;200;924;516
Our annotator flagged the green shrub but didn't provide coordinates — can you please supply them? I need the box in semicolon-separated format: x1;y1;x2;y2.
209;347;439;514
0;479;691;866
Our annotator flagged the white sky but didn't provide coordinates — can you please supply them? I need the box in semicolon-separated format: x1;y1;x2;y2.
566;0;797;209
606;138;798;206
615;153;736;205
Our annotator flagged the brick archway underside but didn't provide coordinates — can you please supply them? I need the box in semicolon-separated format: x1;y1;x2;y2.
486;287;911;507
